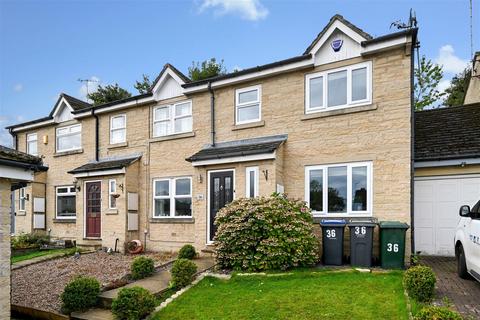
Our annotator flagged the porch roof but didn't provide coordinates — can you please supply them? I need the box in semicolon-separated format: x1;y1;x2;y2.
68;155;141;175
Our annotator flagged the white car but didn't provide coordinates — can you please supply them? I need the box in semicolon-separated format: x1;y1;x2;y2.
455;203;480;281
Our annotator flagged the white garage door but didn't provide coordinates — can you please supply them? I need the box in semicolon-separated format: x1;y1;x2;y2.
414;175;480;256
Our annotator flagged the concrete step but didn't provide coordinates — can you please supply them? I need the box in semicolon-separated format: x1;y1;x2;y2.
71;308;114;320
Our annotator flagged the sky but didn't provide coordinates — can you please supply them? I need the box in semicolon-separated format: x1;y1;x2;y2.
0;0;478;146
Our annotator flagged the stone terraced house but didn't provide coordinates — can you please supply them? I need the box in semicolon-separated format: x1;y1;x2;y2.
6;15;417;255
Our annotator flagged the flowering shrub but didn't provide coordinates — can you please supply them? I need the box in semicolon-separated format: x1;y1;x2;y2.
214;194;319;271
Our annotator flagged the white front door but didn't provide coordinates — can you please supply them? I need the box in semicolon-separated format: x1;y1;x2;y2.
414;175;480;256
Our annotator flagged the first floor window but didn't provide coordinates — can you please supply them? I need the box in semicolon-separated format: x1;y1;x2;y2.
235;85;261;124
19;187;26;211
305;162;371;215
110;114;126;144
245;167;259;198
109;179;117;209
153;177;192;217
56;186;76;218
56;124;81;152
27;133;38;156
153;101;192;137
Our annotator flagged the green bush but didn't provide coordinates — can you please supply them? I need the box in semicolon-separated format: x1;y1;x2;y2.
214;194;319;271
131;256;155;280
414;306;462;320
178;244;196;260
11;232;49;250
61;276;100;313
404;265;436;302
111;286;156;320
171;258;197;288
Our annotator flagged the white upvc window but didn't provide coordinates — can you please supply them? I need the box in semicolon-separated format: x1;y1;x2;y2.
56;186;76;219
27;133;38;156
56;124;81;152
153;101;192;137
110;114;126;144
305;161;372;216
245;166;259;198
153;177;192;217
109;179;117;209
19;187;26;211
235;85;261;125
305;61;372;114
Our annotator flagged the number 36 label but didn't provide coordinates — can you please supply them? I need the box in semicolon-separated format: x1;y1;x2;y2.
387;243;399;253
325;229;336;238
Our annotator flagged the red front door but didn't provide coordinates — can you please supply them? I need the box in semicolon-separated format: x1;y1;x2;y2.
86;181;101;238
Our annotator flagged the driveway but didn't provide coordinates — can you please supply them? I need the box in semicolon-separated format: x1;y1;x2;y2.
421;256;480;319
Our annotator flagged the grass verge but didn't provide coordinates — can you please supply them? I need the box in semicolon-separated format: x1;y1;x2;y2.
11;247;78;264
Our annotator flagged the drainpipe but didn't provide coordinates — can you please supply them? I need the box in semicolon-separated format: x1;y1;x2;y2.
8;128;17;150
208;81;216;147
410;29;419;257
91;108;99;162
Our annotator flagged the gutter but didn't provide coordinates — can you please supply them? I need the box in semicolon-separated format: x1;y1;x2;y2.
0;158;48;172
208;81;216;147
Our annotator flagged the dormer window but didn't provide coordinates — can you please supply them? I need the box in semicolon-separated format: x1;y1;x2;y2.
56;124;81;153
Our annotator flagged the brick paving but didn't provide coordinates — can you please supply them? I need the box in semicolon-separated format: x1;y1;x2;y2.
421;256;480;319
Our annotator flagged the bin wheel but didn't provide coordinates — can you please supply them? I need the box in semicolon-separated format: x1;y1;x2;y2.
457;245;470;279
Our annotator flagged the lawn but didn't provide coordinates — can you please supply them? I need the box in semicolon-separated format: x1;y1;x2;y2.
11;247;77;264
152;270;409;320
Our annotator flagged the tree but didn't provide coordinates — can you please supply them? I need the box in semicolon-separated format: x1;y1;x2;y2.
443;68;471;107
134;74;152;94
188;58;227;81
87;84;132;106
414;55;445;111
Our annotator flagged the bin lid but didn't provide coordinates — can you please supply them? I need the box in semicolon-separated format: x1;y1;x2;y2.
348;221;377;227
320;219;346;227
379;221;409;229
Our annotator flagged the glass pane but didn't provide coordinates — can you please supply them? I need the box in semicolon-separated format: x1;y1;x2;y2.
57;187;68;193
110;195;116;208
327;166;347;213
111;129;125;143
111;116;125;129
175;103;191;117
238;89;258;104
237;104;259;122
352;166;368;211
249;171;255;198
155;107;170;121
176;178;190;196
175;198;192;216
28;141;37;155
27;134;37;141
110;180;116;192
155;180;169;196
327;70;347;107
57;127;69;135
58;133;80;151
154;121;170;137
70;125;81;133
309;76;323;108
213;178;220;210
225;177;232;201
352;67;367;101
154;199;170;216
174;116;192;133
309;169;323;212
57;195;76;216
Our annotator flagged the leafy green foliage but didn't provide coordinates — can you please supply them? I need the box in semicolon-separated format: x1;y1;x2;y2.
444;68;472;106
131;256;155;280
134;74;152;94
178;244;196;260
87;84;132;106
61;276;100;313
188;58;227;81
404;265;436;302
111;286;156;320
11;232;49;250
215;194;319;271
171;258;197;288
414;306;462;320
415;55;445;111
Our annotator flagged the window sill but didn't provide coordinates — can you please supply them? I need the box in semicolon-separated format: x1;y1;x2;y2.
149;217;195;224
108;142;128;150
302;104;377;120
149;132;195;143
83;237;101;241
54;149;84;157
53;218;77;223
16;211;26;216
232;120;265;131
106;209;118;215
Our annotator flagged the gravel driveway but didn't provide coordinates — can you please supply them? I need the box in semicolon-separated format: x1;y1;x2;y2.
12;251;174;313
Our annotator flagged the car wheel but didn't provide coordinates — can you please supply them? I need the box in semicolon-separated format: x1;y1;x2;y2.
457;245;470;279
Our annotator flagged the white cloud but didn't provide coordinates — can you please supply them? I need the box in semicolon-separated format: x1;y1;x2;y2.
13;83;23;92
199;0;269;21
78;76;100;101
438;79;451;93
435;45;469;74
0;116;14;147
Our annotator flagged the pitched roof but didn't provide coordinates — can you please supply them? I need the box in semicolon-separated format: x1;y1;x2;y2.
61;93;91;111
150;63;191;92
68;155;141;174
0;145;47;171
71;93;152;114
415;103;480;161
186;134;287;162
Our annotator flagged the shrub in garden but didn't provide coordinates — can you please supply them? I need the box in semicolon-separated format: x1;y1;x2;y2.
404;265;436;302
414;306;462;320
111;286;156;320
178;244;196;260
61;276;100;313
11;232;49;249
131;256;155;280
171;258;197;288
214;194;319;271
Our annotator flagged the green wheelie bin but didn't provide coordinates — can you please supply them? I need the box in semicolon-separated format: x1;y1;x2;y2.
379;221;409;269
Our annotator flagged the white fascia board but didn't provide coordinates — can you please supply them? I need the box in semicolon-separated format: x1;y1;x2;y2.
0;165;34;181
152;67;186;93
191;152;276;167
414;158;480;168
52;97;73;118
11;119;55;132
361;35;410;55
73;96;154;118
72;168;125;178
183;59;314;94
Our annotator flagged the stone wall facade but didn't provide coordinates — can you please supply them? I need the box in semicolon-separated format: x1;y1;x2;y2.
0;179;11;320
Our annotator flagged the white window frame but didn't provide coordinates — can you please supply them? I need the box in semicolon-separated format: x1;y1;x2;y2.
245;166;259;198
19;187;26;212
55;185;76;219
109;179;117;209
235;85;262;125
153;100;192;137
305;61;372;114
110;114;126;144
152;177;192;218
305;161;373;217
56;124;82;152
27;133;38;156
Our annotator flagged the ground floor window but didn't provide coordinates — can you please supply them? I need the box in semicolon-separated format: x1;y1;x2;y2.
56;186;76;218
19;187;26;211
109;179;117;209
245;166;259;198
153;177;192;218
305;162;372;216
